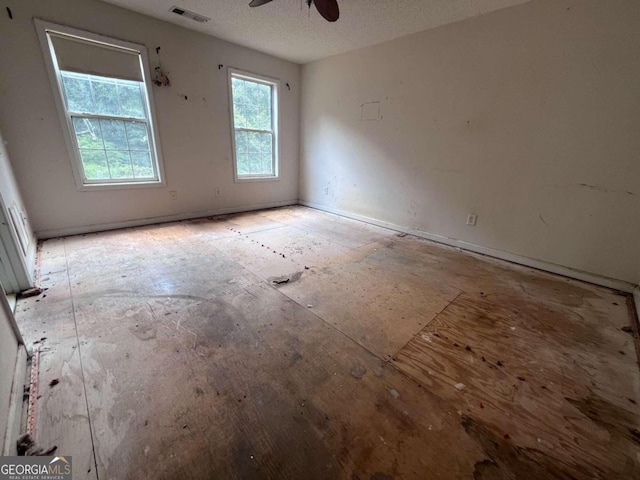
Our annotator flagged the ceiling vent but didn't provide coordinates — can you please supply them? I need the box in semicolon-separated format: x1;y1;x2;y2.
170;6;210;23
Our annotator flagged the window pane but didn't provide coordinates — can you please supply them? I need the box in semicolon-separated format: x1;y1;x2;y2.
62;73;94;113
91;77;121;116
118;84;145;117
256;107;270;130
256;84;271;110
125;122;149;150
100;119;128;150
72;115;154;181
232;77;273;131
73;118;103;149
80;149;110;180
235;131;248;154
245;105;260;130
233;104;246;129
131;151;154;178
236;152;250;175
239;132;272;175
244;81;257;104
232;78;245;105
62;72;147;119
106;150;134;178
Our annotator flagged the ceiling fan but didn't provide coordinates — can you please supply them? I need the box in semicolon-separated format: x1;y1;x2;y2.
249;0;340;23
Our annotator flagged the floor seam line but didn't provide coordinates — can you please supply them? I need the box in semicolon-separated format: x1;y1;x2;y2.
272;286;398;363
389;290;465;361
62;240;100;480
185;234;391;363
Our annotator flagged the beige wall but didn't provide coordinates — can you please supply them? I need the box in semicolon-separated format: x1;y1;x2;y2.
0;0;300;237
301;0;640;285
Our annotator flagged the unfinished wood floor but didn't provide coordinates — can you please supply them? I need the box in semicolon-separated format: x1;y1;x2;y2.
15;206;640;480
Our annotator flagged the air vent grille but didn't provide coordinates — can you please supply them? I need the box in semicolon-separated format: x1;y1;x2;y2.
170;6;210;23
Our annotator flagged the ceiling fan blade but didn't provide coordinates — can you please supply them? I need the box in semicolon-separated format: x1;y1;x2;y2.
249;0;274;7
314;0;339;22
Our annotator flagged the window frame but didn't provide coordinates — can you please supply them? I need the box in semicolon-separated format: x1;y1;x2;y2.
228;68;279;182
34;19;165;191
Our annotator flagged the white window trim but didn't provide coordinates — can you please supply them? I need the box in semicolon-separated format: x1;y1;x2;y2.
34;19;166;191
227;68;280;183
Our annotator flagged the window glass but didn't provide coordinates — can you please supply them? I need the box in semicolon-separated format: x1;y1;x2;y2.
231;74;277;179
61;71;157;182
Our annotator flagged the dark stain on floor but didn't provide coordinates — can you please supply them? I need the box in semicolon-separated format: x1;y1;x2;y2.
565;391;640;445
461;415;583;480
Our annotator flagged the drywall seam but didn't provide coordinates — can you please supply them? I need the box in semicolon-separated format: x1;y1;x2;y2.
36;199;298;239
300;200;637;294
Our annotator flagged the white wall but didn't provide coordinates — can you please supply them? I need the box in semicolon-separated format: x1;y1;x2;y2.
0;0;300;237
301;0;640;285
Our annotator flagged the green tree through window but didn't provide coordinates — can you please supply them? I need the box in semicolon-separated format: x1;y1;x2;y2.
61;71;156;181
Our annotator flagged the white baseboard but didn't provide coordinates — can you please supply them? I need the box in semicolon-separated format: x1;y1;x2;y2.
300;200;637;294
36;200;298;239
34;198;638;297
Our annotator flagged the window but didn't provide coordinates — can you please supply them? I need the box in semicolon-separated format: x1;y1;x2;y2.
35;20;164;189
229;70;278;180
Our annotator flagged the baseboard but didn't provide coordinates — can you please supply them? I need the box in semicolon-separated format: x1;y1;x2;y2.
2;346;27;455
35;200;298;239
300;200;637;294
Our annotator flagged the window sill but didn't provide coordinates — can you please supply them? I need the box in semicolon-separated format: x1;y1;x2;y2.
234;176;280;184
78;179;166;191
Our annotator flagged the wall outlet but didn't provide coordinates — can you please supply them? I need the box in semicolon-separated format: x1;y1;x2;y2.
170;190;178;200
466;213;477;226
215;188;221;196
323;186;329;195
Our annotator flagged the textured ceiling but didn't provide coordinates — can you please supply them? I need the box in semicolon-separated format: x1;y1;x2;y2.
100;0;531;64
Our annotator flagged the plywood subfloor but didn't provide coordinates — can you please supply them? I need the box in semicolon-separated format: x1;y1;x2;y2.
14;206;640;479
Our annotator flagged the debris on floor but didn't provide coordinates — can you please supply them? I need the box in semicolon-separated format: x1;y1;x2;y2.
350;366;367;379
16;433;57;456
49;379;59;387
18;287;44;299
